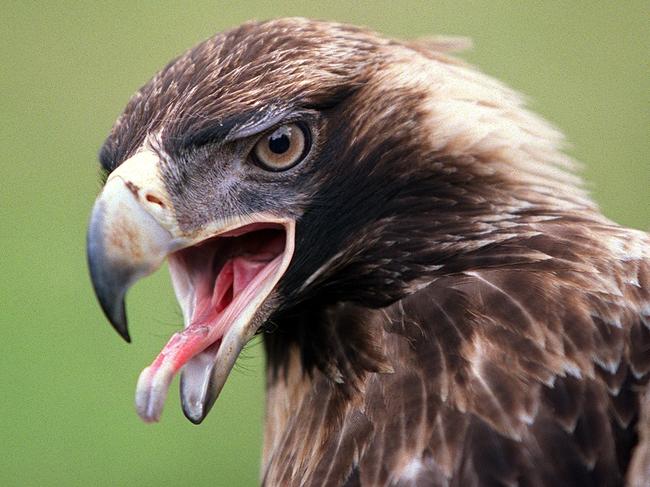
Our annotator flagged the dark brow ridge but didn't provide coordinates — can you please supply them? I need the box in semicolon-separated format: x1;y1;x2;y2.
177;109;261;149
172;85;361;152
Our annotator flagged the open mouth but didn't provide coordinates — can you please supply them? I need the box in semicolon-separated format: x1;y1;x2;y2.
134;222;293;423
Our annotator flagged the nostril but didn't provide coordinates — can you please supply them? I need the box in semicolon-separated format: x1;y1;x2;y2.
145;193;165;208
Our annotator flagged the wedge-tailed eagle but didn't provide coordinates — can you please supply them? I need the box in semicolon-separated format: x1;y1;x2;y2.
87;18;650;486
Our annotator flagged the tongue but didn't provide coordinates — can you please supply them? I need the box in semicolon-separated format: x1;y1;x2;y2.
135;256;269;423
233;257;268;295
179;257;270;422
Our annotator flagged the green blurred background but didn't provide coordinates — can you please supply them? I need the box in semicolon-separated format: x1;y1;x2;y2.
1;1;647;485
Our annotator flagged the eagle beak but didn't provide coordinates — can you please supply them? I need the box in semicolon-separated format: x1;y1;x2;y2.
87;151;179;342
87;150;295;424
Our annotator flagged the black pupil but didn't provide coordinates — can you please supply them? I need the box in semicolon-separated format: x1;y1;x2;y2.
268;131;291;154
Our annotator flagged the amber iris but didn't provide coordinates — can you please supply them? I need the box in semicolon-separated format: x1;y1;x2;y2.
252;123;310;171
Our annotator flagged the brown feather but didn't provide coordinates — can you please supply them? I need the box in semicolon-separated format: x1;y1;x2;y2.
97;18;650;486
264;226;649;486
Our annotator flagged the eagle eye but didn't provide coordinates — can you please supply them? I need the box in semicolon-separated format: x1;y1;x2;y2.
251;122;311;171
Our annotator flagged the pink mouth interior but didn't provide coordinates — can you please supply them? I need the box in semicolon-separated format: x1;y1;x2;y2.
135;226;286;421
171;227;285;367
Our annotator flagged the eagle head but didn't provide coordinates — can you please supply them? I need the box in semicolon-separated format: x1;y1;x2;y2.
88;18;589;424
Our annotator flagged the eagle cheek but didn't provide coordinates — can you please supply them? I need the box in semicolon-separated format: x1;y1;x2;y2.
87;149;296;424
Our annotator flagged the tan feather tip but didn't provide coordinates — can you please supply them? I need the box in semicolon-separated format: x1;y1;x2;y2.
409;35;473;53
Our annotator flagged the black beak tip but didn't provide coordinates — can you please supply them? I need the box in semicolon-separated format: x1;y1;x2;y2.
120;331;132;344
104;302;131;343
94;284;132;343
87;252;133;343
87;205;132;344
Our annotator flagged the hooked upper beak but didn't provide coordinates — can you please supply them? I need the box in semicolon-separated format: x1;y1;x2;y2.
87;150;294;423
87;152;180;342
